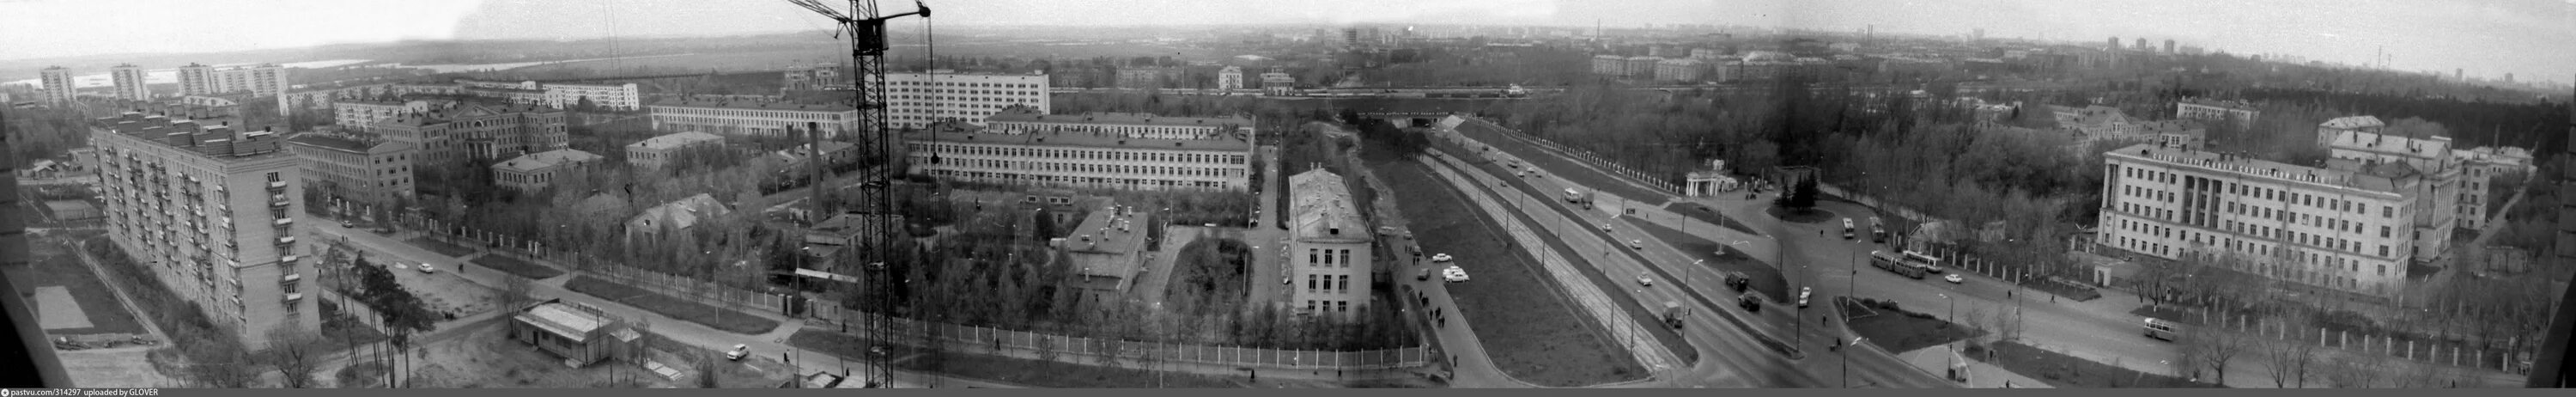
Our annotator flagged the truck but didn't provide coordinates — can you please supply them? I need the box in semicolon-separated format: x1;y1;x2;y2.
1869;250;1927;279
1662;301;1689;328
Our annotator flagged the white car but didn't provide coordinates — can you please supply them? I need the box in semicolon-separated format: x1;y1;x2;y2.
1629;240;1643;249
1431;253;1455;263
1601;223;1613;232
725;344;750;361
1636;272;1654;286
1944;273;1965;284
1798;287;1813;308
1442;266;1470;283
416;263;437;273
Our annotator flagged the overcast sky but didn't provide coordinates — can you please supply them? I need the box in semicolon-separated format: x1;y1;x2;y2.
3;0;2569;84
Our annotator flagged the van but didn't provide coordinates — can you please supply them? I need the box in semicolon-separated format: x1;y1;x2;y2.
2143;318;2181;341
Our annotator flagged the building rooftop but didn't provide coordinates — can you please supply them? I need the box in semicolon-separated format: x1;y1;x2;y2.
520;302;614;341
908;121;1253;152
627;131;726;150
648;98;858;112
632;193;731;232
2325;129;2452;159
987;108;1253;128
288;132;410;154
494;149;601;172
1288;169;1370;241
2109;144;2408;194
1063;203;1150;279
94;111;289;159
2178;97;2257;110
2319;115;2386;131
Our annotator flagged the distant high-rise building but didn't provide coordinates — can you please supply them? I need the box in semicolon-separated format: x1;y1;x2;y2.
2164;40;2176;54
2458;69;2464;81
1972;27;1985;41
2506;73;2515;83
110;64;149;101
179;63;216;96
39;66;74;105
2109;36;2121;50
2135;38;2149;52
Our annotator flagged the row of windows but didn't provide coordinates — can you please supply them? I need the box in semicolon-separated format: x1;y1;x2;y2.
2105;229;2380;293
1306;300;1352;315
2114;202;2392;258
2118;166;2394;218
653;107;850;120
914;169;1234;189
931;157;1240;178
1309;248;1354;268
893;89;1043;97
922;144;1247;164
893;80;1042;89
2111;215;2391;275
1306;274;1352;293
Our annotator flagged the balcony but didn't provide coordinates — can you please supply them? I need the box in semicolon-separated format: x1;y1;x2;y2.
267;180;287;191
274;217;293;226
281;272;301;284
276;236;296;246
269;195;289;208
280;255;300;264
282;293;304;303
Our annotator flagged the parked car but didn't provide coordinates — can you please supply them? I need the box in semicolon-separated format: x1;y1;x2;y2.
1636;272;1654;286
1417;268;1431;281
416;263;436;273
1431;253;1454;262
1797;287;1813;308
726;345;750;361
1442;266;1470;283
1944;273;1965;284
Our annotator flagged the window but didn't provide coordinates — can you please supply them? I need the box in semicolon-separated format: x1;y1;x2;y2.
1306;275;1315;290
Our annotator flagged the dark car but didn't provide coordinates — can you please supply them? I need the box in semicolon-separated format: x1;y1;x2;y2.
1737;291;1766;313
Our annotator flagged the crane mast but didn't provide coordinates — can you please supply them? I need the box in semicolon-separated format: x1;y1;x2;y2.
785;0;927;388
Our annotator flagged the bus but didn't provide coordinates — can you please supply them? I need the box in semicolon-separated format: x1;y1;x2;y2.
1869;250;1926;278
1902;251;1947;273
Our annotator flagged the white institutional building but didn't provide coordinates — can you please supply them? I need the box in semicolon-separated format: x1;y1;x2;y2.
1285;168;1375;320
903;109;1255;192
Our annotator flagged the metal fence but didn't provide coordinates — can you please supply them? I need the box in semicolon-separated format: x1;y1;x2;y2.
817;306;1432;370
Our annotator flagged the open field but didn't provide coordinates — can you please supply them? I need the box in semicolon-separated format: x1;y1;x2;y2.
562;276;781;334
26;231;148;336
1373;151;1648;387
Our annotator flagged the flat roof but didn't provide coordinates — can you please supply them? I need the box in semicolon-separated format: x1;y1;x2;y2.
1063;204;1149;278
627;131;726;150
987;109;1253;128
648;98;857;112
520;303;609;341
2106;144;2404;194
494;149;601;172
908;125;1252;152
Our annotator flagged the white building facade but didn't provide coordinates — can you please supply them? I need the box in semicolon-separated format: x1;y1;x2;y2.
2098;144;2434;299
647;99;861;138
1285;168;1373;320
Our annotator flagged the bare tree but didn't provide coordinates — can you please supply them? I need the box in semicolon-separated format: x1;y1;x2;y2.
259;329;331;388
2182;325;2250;385
501;275;535;313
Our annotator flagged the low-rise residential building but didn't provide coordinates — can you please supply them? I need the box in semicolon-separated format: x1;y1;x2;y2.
285;132;416;212
2315;115;2385;148
1655;58;1704;82
624;131;726;170
627;193;732;244
1590;54;1625;76
1286;168;1373;320
2175;97;2261;128
492;149;602;193
647;98;861;139
905;110;1255;192
333;98;456;131
544;82;642;111
1060;203;1150;304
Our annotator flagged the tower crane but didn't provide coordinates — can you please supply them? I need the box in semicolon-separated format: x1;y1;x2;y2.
785;0;927;388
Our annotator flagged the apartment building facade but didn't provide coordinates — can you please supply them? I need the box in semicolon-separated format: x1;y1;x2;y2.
886;71;1052;129
2097;143;2435;299
2175;97;2260;128
370;102;569;165
285;133;416;211
40;66;76;105
904;111;1254;192
111;64;149;101
88;111;319;350
624;131;726;170
2324;128;2482;239
1286;169;1374;320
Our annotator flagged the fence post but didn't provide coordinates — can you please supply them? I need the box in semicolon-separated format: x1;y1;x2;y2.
2409;340;2416;359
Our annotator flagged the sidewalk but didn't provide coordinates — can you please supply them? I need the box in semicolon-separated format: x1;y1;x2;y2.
1898;346;2050;388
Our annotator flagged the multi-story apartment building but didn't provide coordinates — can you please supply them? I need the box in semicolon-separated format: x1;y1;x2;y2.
1286;168;1374;319
1656;58;1704;82
2098;144;2428;298
333;98;456;131
647;98;860;138
1624;56;1663;77
285;132;416;211
886;71;1052;129
2323;127;2480;240
88;111;319;349
624;131;726;170
905;110;1255;192
179;63;288;98
179;63;217;96
543;82;642;111
40;66;76;105
111;64;150;101
492;149;602;193
1591;54;1625;76
370;101;568;165
2175;97;2260;128
1218;66;1244;90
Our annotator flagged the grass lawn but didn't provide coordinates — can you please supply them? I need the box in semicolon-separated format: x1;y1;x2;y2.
1765;205;1840;224
1163;236;1252;319
468;253;566;280
1976;341;2222;388
562;276;781;334
405;237;481;258
1447;119;1677;205
1838;298;1984;354
1618;217;1788;302
785;329;1247;388
25;234;148;335
1375;153;1649;387
1662;202;1759;235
